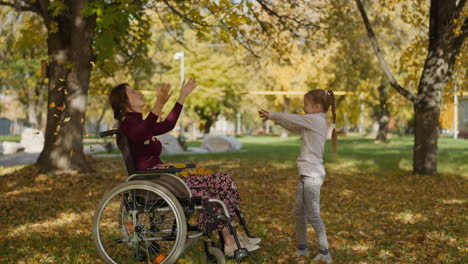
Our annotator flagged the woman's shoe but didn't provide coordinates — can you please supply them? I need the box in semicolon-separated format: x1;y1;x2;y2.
312;253;332;263
239;233;262;245
224;242;260;257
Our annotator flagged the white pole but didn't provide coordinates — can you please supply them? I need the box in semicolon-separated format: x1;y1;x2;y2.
359;93;365;138
454;79;459;140
236;112;241;134
174;51;184;141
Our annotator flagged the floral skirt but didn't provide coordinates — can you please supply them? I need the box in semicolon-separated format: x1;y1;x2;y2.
149;164;241;231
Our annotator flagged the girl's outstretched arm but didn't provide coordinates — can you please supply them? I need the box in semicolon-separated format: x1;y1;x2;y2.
269;112;326;136
259;109;302;134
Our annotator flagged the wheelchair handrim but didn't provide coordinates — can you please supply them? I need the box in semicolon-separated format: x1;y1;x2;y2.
93;181;187;264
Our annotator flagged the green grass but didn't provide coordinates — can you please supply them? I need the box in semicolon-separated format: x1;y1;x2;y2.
162;135;468;177
1;135;467;263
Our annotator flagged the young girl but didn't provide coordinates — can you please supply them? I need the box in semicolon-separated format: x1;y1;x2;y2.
258;89;337;263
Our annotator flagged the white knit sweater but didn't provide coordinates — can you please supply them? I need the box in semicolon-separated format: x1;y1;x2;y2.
269;112;328;181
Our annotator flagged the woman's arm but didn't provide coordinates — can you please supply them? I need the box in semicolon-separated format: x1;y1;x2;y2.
151;83;172;116
151;78;197;135
119;113;159;141
151;102;183;135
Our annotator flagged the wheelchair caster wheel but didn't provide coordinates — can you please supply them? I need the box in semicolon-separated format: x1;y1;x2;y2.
234;248;250;259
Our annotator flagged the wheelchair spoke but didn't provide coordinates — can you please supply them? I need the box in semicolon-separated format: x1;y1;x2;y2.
94;183;186;264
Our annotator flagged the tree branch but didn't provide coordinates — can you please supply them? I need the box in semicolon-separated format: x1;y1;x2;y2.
0;0;39;13
354;0;416;103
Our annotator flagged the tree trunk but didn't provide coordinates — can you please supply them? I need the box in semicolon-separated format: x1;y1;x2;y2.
375;84;390;142
94;104;108;136
412;0;465;175
204;115;218;134
355;0;467;174
412;48;450;175
280;97;290;137
27;80;47;130
37;1;95;173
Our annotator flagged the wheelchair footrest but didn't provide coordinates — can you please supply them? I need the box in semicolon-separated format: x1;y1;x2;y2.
234;248;250;259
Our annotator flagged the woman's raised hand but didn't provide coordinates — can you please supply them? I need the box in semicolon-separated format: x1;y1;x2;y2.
258;109;269;121
156;83;172;105
177;78;197;104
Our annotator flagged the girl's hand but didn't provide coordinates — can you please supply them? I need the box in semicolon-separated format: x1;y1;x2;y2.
178;78;197;104
156;83;172;105
258;109;269;121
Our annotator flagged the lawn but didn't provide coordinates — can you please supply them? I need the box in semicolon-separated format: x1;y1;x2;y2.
0;135;466;263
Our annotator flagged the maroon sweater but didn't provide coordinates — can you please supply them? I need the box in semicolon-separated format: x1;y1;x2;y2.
118;102;183;170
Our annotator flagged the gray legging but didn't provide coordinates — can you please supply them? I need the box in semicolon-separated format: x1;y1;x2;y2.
295;175;329;251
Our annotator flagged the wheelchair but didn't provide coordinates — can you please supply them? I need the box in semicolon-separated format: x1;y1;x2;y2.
92;129;256;264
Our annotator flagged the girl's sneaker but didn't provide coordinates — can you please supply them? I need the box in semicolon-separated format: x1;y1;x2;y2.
293;248;309;257
312;252;332;263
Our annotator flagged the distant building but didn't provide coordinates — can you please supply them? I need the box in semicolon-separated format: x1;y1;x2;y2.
440;93;468;138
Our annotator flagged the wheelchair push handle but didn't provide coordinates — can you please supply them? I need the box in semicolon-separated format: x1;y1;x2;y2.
99;129;120;138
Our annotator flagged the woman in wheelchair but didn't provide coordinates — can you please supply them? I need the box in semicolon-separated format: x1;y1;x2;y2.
108;79;260;257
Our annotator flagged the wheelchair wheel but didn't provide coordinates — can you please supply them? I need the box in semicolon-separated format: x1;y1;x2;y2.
207;247;226;264
93;180;187;264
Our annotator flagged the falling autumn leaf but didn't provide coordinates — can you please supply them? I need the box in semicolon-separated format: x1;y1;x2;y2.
49;102;56;108
199;122;205;132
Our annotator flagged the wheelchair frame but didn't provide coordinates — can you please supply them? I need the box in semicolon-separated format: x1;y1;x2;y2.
92;129;255;264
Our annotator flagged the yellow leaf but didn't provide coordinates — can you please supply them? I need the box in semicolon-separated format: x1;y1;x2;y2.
199;122;205;132
49;102;56;108
63;117;71;123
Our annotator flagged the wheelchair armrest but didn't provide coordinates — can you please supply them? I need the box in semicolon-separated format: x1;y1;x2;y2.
134;164;196;175
134;168;185;174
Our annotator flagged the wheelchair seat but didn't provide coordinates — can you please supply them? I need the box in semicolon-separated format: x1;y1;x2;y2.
100;129;195;199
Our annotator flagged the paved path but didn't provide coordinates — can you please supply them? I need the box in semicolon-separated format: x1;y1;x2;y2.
0;152;121;167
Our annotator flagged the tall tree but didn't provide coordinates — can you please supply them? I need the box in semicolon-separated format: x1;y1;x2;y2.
0;10;47;130
0;0;153;172
355;0;467;174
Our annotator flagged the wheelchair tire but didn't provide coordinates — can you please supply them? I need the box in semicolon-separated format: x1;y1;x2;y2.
207;247;226;264
92;180;187;264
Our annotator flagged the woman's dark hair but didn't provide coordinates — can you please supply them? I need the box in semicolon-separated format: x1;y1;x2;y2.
109;83;130;121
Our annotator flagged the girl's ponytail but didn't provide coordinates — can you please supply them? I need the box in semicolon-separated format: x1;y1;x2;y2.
328;90;338;153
